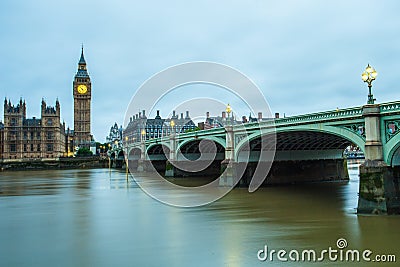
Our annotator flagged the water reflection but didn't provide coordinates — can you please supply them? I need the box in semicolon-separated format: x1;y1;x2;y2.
0;165;398;267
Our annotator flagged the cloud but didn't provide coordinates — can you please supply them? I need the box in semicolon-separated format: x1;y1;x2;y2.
1;0;400;141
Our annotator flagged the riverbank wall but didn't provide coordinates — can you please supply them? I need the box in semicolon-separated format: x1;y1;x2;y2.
0;157;108;171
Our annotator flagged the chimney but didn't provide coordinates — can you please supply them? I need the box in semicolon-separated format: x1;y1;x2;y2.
222;111;226;119
157;110;160;116
139;112;141;118
142;110;146;118
242;116;248;123
258;112;262;120
173;110;176;118
275;112;280;119
135;114;138;119
186;111;189;119
180;113;183;119
206;112;210;118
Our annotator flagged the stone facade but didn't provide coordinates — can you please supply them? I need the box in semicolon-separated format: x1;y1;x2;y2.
0;122;4;158
0;47;95;161
2;98;66;160
123;110;196;143
73;47;93;148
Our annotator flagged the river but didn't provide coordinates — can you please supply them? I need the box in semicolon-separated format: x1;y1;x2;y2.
0;162;399;266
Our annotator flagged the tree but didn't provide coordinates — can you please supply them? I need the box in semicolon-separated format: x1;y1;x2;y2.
76;147;93;157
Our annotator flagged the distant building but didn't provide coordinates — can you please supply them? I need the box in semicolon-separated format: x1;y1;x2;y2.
2;98;66;160
200;111;270;130
65;128;75;157
106;122;123;150
123;110;196;142
0;47;95;160
0;121;4;159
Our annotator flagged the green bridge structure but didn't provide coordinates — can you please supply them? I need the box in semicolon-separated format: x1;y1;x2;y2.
118;102;400;215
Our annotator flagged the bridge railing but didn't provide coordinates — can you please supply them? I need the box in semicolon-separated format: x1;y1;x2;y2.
380;101;400;114
142;127;226;146
274;107;363;125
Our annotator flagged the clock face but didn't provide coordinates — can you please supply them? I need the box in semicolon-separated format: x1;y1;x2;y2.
77;84;88;94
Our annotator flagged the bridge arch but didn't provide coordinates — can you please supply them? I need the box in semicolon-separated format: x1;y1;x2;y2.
147;144;171;161
235;125;366;161
146;142;171;155
385;133;400;166
128;147;142;160
176;138;225;161
176;136;226;154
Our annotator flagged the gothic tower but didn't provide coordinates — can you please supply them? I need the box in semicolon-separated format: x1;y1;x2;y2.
73;46;92;148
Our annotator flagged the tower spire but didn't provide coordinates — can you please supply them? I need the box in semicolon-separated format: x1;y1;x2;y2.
79;44;86;65
76;45;89;77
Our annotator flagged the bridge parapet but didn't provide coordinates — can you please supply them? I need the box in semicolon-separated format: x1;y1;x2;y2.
380;101;400;114
275;107;363;125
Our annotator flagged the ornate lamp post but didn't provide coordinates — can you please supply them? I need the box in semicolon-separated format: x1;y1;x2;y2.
170;120;175;135
125;136;129;180
141;129;146;141
361;64;378;104
226;103;232;125
107;143;111;175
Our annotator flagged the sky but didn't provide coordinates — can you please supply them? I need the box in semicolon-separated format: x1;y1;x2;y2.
1;0;400;142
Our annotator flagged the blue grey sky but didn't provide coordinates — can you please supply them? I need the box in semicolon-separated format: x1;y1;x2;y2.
1;0;400;141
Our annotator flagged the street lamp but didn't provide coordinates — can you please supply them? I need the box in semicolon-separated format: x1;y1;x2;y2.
226;103;232;125
361;64;378;104
170;120;175;135
141;129;146;141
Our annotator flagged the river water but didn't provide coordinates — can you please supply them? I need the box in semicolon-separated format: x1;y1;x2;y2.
0;162;399;266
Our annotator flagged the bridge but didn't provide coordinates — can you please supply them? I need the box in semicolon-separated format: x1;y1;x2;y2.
122;102;400;215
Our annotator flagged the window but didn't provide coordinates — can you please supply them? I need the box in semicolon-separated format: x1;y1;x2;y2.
10;118;16;126
30;144;34;152
37;132;41;139
24;132;27;139
31;132;34;139
37;144;40;152
47;119;53;126
47;131;53;140
23;144;27;152
10;144;16;152
47;144;53;152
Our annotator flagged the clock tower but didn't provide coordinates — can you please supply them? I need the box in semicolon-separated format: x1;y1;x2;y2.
73;47;92;148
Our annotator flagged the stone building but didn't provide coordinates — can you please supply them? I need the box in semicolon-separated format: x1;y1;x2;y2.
0;121;4;159
2;98;66;160
73;47;93;148
0;47;95;160
65;128;75;157
123;110;196;143
106;122;123;150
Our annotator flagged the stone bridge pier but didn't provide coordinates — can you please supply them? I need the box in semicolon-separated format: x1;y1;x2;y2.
358;105;400;214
